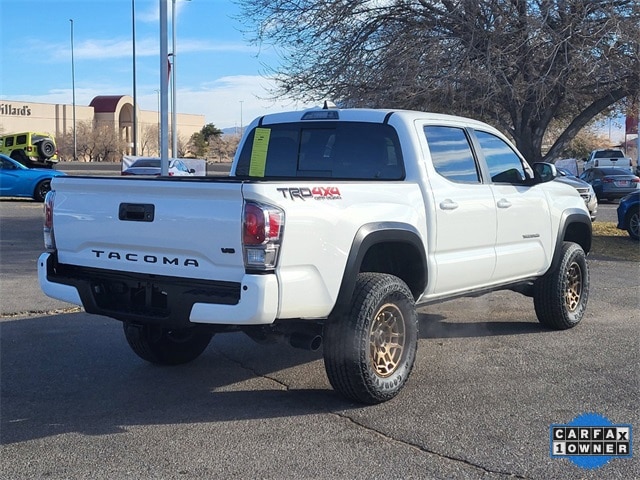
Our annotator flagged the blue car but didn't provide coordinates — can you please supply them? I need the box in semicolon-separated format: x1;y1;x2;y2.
617;191;640;240
0;153;66;202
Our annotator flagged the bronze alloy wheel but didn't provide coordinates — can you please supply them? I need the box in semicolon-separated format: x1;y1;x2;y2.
369;303;406;377
564;261;583;312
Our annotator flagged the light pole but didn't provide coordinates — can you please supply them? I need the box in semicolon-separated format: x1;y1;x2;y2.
132;0;138;156
171;0;177;158
160;0;169;175
69;19;77;161
170;0;191;159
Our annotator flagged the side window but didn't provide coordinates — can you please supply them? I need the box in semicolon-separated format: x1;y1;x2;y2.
475;131;526;184
424;126;480;183
5;137;14;147
16;135;27;145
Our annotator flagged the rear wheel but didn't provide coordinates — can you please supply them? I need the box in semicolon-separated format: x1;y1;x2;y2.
33;179;51;202
10;149;30;166
533;242;589;329
123;323;213;365
323;273;418;404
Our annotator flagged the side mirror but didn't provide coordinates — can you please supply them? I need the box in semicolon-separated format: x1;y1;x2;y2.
533;162;557;183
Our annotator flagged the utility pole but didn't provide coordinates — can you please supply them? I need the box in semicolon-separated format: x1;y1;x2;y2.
132;0;138;155
70;19;77;161
160;0;169;175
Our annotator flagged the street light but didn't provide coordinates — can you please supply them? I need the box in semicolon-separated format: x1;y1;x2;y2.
132;0;138;156
160;0;169;175
171;0;191;159
69;19;77;161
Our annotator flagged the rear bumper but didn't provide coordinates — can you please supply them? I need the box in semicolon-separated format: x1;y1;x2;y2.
38;252;278;327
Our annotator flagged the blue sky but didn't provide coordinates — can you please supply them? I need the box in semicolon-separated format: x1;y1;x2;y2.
0;0;314;130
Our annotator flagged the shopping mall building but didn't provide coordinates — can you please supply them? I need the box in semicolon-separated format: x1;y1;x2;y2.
0;95;205;158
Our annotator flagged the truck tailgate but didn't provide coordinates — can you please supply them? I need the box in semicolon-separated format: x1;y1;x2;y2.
50;176;246;282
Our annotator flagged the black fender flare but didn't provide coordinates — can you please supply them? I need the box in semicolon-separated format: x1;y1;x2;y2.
329;222;427;317
548;209;592;274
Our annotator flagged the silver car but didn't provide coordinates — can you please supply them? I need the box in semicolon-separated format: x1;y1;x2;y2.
556;168;597;221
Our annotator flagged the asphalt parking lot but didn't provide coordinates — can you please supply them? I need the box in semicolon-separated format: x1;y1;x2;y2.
1;179;638;479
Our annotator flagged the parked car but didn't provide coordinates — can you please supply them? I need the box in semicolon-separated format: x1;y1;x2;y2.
579;167;640;202
121;157;195;176
617;191;640;240
555;168;597;221
0;131;58;168
0;154;66;202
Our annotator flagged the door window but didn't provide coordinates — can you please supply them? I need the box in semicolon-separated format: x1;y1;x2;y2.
475;131;526;184
424;126;481;183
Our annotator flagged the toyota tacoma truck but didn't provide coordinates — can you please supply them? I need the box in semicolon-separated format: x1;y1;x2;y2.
39;106;592;404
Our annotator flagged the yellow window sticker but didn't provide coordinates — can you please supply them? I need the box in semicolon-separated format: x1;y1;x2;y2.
249;128;271;177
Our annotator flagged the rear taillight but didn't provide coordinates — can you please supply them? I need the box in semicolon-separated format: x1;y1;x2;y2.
242;201;284;270
632;178;640;183
44;191;56;250
603;178;614;183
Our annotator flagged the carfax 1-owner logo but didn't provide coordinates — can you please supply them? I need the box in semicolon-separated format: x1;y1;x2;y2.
550;413;633;469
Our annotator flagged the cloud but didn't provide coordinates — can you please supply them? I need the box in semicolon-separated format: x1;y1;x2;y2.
5;75;317;130
146;75;317;128
21;36;253;63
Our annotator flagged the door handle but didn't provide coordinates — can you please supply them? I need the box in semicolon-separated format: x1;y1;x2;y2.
497;199;512;209
439;199;459;210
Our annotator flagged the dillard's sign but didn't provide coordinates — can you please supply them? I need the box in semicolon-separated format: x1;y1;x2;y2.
0;104;32;117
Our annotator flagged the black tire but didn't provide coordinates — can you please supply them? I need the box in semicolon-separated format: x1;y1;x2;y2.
37;139;56;159
533;242;589;330
323;272;418;404
123;323;213;365
625;208;639;241
33;179;51;202
10;149;30;166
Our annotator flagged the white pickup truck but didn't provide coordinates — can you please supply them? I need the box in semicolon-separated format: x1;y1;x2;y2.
39;106;592;404
583;148;633;172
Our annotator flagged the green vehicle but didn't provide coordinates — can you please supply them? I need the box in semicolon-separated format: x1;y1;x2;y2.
0;131;58;168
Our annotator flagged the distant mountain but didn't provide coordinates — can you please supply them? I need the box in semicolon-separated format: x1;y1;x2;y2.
221;127;241;136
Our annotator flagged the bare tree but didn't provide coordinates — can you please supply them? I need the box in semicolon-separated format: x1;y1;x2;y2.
139;124;160;156
238;0;639;163
209;135;240;162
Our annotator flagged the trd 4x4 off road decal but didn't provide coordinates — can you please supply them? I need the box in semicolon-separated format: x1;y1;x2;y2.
276;187;342;201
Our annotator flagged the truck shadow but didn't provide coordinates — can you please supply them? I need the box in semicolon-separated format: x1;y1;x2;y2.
0;312;341;445
418;312;545;339
1;306;547;445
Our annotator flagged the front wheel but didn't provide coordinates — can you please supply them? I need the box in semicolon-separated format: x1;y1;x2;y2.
323;273;418;404
123;323;213;365
625;208;639;240
533;242;589;329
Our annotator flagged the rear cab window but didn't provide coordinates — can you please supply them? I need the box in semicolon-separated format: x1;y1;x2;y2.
235;122;404;180
423;126;481;184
